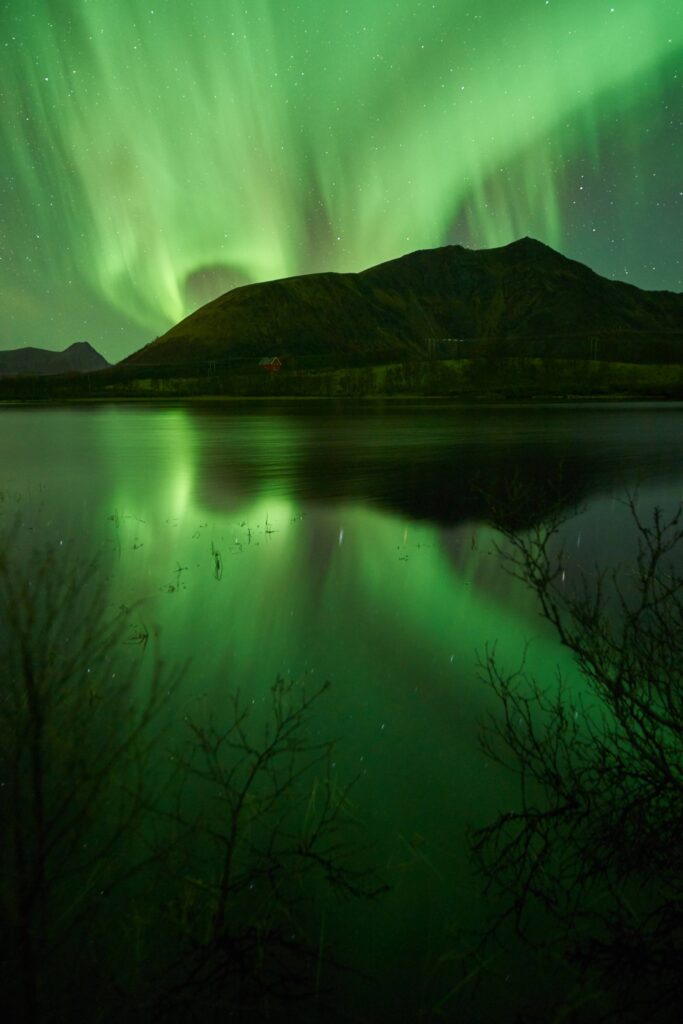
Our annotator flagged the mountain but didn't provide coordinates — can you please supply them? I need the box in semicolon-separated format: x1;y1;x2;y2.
123;239;682;370
0;342;110;377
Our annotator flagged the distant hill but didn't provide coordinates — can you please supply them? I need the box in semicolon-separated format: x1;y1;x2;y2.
0;342;109;377
124;238;683;369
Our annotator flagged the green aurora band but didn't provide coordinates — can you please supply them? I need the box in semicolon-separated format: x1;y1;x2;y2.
0;0;680;357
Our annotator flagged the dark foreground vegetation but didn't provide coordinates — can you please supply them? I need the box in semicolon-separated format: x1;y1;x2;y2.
1;494;682;1022
0;532;385;1023
1;355;683;402
466;494;683;1022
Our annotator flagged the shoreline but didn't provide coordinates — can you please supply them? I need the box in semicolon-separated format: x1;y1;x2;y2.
1;357;682;406
2;391;683;408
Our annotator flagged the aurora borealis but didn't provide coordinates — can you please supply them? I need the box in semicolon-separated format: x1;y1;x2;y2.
1;1;681;362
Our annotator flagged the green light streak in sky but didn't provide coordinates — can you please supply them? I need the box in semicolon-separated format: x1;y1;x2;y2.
0;1;680;352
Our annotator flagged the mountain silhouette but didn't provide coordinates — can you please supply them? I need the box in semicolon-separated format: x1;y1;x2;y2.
124;238;682;368
0;342;109;377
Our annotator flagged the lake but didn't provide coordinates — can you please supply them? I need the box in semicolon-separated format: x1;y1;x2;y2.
2;399;682;1021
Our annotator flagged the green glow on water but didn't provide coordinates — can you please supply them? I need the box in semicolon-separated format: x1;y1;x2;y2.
6;402;683;1017
105;449;564;706
0;1;679;353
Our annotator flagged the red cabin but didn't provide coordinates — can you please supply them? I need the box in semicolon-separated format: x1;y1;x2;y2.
258;356;282;374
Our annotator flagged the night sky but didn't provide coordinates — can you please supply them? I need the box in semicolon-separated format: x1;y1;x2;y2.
1;1;680;363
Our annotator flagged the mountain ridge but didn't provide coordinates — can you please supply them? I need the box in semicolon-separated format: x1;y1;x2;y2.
0;341;109;377
123;238;682;369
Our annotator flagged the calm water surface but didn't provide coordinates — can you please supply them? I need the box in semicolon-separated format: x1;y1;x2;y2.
2;400;682;1020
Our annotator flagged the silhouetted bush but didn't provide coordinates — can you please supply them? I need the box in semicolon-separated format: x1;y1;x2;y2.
471;498;683;1022
0;529;384;1023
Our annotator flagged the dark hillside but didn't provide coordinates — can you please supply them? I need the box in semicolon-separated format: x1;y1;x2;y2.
0;342;109;377
123;238;682;369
